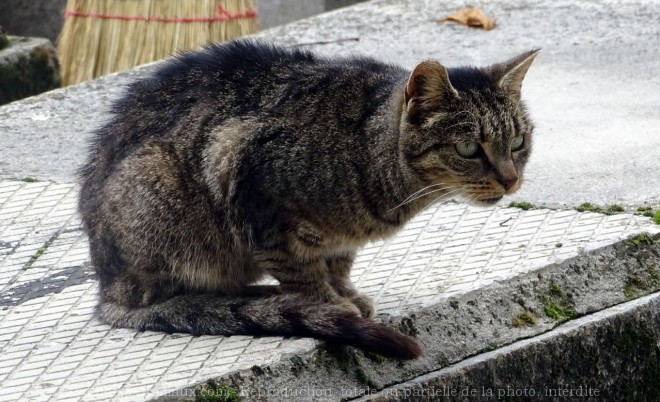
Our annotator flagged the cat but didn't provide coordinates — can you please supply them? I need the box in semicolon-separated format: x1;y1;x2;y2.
78;39;537;360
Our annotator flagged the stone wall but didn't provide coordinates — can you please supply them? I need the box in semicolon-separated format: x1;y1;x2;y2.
0;36;60;105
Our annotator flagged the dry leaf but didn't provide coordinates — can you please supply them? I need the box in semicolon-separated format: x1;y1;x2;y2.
436;7;496;30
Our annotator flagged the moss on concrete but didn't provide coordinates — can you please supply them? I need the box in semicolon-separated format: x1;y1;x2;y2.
544;302;577;320
398;316;419;337
364;351;385;364
635;206;660;223
541;282;577;321
637;206;653;215
621;233;659;298
549;281;563;297
627;232;653;247
508;201;534;210
316;343;379;388
317;343;358;372
193;380;239;402
512;310;538;327
624;267;660;299
606;204;625;213
0;40;61;105
576;202;602;213
354;367;377;388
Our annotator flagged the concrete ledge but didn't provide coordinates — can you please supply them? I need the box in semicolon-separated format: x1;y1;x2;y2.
166;232;660;401
359;291;660;402
1;178;659;401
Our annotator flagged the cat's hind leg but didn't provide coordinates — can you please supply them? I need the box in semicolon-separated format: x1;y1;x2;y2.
254;248;363;315
254;250;337;303
326;252;375;318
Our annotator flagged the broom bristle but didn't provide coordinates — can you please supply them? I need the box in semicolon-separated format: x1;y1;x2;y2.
57;0;259;86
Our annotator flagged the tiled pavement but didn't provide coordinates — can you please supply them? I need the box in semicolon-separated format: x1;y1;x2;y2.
0;180;657;401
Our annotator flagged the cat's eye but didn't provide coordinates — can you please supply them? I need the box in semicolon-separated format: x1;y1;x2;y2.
455;141;480;158
511;135;524;151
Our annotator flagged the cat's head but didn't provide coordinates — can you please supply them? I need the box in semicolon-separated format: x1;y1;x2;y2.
399;50;538;206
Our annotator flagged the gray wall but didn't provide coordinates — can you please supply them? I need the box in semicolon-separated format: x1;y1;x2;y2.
258;0;325;29
0;0;66;42
0;0;368;41
326;0;367;11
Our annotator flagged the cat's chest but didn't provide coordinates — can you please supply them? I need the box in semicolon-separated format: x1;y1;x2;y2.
323;224;402;257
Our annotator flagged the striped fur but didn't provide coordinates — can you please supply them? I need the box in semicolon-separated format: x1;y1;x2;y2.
78;40;537;360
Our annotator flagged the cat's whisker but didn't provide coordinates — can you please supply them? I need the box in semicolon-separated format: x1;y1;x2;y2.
456;189;473;203
465;194;479;206
398;184;446;204
418;193;465;216
434;193;466;208
394;183;448;208
417;188;466;215
458;191;476;202
395;186;459;209
462;192;491;207
389;184;458;211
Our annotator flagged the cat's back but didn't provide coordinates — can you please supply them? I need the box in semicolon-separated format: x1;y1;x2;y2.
101;40;321;140
79;40;405;210
136;39;402;120
82;40;402;175
79;41;311;183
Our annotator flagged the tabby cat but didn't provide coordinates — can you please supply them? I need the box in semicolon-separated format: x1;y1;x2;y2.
78;40;538;360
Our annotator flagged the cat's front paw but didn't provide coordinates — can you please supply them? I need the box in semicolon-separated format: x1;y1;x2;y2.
350;293;376;318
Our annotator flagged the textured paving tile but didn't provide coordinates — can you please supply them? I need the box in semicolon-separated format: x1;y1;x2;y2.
0;180;657;401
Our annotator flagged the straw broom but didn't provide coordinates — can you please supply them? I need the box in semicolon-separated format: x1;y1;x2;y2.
58;0;259;86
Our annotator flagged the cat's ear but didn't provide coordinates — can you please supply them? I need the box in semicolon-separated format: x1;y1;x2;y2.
489;49;540;101
404;60;458;119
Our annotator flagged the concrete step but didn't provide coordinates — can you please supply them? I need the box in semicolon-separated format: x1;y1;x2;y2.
357;291;660;402
0;180;658;401
1;0;659;400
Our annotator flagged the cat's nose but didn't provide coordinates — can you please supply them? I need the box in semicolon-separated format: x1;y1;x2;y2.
496;161;519;191
497;175;519;191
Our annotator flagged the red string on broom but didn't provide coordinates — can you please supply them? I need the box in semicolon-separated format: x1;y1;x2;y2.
64;5;257;23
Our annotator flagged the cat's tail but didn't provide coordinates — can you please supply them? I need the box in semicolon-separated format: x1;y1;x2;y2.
98;293;423;360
